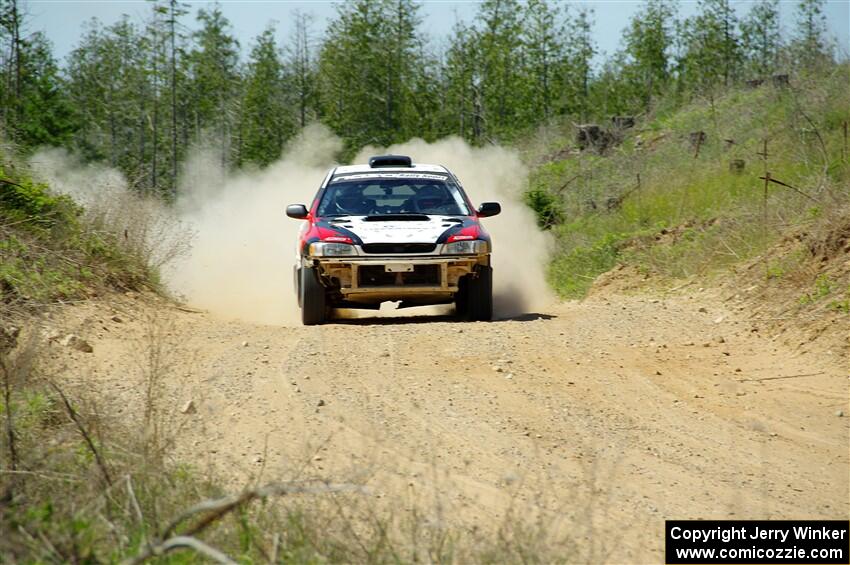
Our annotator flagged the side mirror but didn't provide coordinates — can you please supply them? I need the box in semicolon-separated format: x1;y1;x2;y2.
477;202;501;218
286;204;309;219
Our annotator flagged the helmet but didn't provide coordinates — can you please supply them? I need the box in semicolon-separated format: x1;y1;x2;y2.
415;184;449;212
334;188;367;215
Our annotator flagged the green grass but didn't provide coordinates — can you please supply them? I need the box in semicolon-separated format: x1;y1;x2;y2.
0;158;149;304
799;274;834;305
829;290;850;313
524;66;850;298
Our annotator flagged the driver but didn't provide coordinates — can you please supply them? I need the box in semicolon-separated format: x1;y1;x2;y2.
414;184;451;213
333;187;374;216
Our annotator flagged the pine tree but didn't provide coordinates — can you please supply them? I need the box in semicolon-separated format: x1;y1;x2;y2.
285;10;317;129
66;16;150;184
16;32;76;147
145;4;166;191
441;20;479;140
623;0;676;109
0;0;23;134
186;6;240;170
1;1;75;147
317;0;425;152
66;20;107;161
242;26;290;167
590;51;640;117
403;41;441;140
740;0;782;78
521;0;565;122
679;0;742;91
152;0;189;192
564;8;595;121
383;0;423;141
318;0;384;149
792;0;831;70
475;0;525;138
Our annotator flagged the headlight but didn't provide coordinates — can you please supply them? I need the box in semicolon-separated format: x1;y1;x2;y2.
308;242;357;256
442;240;488;254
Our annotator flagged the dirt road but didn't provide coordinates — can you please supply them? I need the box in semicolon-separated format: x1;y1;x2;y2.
49;291;849;562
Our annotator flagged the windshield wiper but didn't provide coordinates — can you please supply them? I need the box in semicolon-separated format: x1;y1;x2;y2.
363;214;430;221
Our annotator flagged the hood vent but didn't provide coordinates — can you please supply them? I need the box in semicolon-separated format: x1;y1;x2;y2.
362;214;430;222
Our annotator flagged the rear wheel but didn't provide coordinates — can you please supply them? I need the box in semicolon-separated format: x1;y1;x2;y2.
467;266;493;321
300;267;326;325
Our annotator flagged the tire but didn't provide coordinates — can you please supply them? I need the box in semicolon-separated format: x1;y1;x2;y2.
299;266;326;325
295;267;302;308
467;265;493;321
455;276;469;318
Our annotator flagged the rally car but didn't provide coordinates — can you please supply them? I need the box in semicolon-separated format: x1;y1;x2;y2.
286;155;501;325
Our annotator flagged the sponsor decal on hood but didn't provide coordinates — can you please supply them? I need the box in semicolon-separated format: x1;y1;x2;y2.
328;215;462;244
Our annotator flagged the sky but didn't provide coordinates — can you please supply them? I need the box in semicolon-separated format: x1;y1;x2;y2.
22;0;850;65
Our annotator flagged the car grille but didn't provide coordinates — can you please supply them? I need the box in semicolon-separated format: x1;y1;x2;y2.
361;243;436;254
358;265;441;287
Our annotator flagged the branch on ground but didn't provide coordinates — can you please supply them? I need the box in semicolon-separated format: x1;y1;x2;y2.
124;481;363;565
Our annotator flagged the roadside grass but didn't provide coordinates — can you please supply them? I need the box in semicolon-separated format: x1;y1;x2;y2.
0;157;150;305
524;65;850;299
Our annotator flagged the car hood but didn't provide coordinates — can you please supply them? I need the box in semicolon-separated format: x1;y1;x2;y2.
327;215;465;244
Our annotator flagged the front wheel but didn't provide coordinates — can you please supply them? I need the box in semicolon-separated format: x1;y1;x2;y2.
299;266;326;325
455;276;469;318
467;266;493;321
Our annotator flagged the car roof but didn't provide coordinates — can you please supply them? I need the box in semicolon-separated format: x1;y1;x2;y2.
332;163;450;175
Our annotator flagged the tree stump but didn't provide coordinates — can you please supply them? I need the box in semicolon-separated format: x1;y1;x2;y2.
605;196;623;211
576;124;602;150
772;74;789;88
689;131;706;150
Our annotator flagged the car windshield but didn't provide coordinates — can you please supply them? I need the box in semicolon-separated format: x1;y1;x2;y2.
318;174;470;217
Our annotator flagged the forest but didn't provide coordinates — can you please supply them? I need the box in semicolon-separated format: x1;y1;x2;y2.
0;0;841;195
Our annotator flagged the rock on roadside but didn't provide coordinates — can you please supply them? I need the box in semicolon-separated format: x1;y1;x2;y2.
61;334;93;353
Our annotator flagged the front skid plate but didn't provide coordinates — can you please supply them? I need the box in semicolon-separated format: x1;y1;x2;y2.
311;255;486;296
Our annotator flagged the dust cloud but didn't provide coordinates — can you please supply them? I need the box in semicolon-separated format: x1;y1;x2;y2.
28;148;188;273
167;124;342;324
29;127;553;323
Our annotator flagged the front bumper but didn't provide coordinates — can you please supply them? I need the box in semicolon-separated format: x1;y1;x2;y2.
306;254;488;303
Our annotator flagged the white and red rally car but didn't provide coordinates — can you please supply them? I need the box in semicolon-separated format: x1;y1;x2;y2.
286;155;501;325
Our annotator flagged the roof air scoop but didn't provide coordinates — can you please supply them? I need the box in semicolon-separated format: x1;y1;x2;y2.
368;154;413;168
